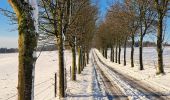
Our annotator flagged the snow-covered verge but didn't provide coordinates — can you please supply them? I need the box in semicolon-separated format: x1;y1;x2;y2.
66;52;107;100
94;48;170;96
0;50;106;100
66;63;93;100
66;62;103;100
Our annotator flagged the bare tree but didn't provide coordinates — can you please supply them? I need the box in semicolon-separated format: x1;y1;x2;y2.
137;0;156;70
39;0;71;97
66;0;97;76
154;0;169;74
106;2;131;65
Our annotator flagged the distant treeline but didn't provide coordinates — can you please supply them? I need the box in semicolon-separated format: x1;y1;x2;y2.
0;46;57;53
0;45;70;53
0;48;18;53
2;41;169;54
127;41;170;47
37;44;70;51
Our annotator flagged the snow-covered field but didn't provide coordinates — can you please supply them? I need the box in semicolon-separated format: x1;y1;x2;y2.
107;47;170;68
119;47;170;68
0;51;98;100
98;47;170;95
0;51;59;100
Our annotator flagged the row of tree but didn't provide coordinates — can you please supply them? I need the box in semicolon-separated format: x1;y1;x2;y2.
94;0;169;75
0;48;18;53
4;0;97;99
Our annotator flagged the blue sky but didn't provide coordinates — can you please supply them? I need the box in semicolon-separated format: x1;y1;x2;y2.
0;0;110;48
97;0;114;21
0;0;17;48
0;0;169;48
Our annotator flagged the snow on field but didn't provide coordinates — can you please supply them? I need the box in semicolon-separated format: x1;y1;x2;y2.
0;50;106;100
0;51;59;100
95;47;170;95
0;53;18;100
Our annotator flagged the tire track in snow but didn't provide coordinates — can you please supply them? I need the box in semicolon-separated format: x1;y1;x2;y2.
92;60;108;100
93;50;166;100
92;52;128;100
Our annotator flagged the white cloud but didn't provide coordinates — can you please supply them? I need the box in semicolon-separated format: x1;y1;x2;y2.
0;36;18;48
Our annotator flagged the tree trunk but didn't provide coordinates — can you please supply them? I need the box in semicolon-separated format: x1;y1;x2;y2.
156;15;164;74
131;34;135;67
124;37;127;66
57;8;65;97
139;34;144;70
115;43;118;63
86;51;89;64
112;47;114;62
8;1;38;100
78;47;82;74
81;49;85;71
84;52;86;67
105;48;108;59
118;43;121;64
71;44;76;81
102;48;105;57
110;47;113;61
57;35;65;98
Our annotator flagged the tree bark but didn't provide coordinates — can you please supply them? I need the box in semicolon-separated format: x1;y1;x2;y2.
110;47;113;61
131;34;135;67
8;1;38;100
78;47;82;74
102;48;105;57
115;43;118;63
81;49;85;71
105;48;108;59
112;47;114;62
118;43;121;64
139;34;144;70
124;37;127;66
71;45;76;81
156;14;164;74
86;51;89;64
84;52;86;67
57;7;65;97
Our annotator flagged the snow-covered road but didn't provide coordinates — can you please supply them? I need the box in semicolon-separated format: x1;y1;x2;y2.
92;49;169;100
